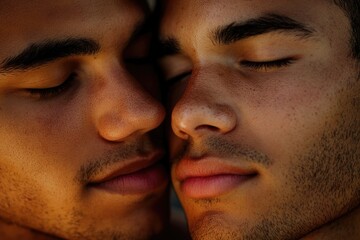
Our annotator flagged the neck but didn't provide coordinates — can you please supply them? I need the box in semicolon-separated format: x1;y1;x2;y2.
303;205;360;240
0;220;61;240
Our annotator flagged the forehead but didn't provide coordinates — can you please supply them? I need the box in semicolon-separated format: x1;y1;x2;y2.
0;0;146;58
160;0;348;42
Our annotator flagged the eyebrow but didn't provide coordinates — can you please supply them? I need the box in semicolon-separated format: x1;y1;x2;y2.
0;38;100;73
158;14;315;57
157;38;181;57
213;14;315;45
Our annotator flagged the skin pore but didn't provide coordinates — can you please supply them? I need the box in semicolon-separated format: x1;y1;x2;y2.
159;0;360;239
0;1;169;239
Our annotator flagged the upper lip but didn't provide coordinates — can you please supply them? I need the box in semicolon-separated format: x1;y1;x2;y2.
175;156;257;182
90;149;164;184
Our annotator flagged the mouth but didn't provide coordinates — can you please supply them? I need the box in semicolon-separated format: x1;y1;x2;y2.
175;157;257;199
89;150;168;195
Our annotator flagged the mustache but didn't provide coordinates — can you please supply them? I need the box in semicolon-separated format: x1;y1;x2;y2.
75;140;155;185
172;136;272;167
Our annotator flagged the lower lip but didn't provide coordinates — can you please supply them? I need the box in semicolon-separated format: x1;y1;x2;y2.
93;164;168;195
181;174;254;199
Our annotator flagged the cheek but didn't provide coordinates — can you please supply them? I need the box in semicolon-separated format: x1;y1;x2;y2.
4;99;83;153
0;106;82;194
0;111;68;178
0;149;51;227
237;88;326;165
236;60;348;159
0;111;85;231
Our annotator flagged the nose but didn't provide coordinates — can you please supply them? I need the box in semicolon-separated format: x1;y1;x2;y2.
93;67;165;142
171;75;237;140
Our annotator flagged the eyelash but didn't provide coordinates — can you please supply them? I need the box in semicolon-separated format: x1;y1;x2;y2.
240;58;294;70
165;71;192;87
164;58;294;86
26;73;77;99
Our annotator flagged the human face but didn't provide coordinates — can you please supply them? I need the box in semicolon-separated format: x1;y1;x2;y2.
0;1;169;239
159;0;360;239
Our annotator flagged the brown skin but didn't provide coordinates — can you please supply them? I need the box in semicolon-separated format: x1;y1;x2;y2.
159;0;360;239
0;1;169;239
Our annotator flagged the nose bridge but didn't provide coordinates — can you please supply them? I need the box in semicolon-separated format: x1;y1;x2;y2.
172;65;237;139
91;63;165;141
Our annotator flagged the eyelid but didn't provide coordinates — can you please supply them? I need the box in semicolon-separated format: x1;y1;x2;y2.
25;72;77;99
159;55;192;83
240;57;295;71
165;71;192;87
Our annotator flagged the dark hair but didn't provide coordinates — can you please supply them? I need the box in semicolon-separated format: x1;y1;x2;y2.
333;0;360;59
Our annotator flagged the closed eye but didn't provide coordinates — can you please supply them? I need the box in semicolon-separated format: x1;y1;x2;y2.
165;71;192;87
25;72;77;99
240;58;295;71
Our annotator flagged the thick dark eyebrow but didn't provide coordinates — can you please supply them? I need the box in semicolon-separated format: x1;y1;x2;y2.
0;38;100;73
213;14;315;45
156;37;181;58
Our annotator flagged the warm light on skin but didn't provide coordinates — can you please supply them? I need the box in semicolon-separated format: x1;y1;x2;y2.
159;0;360;239
0;0;169;239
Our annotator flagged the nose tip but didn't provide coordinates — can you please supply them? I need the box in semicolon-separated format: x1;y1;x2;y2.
98;98;165;141
172;101;237;140
94;79;165;142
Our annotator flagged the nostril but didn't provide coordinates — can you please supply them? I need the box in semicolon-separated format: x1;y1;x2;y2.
178;130;189;138
173;103;237;137
179;130;187;135
195;125;220;131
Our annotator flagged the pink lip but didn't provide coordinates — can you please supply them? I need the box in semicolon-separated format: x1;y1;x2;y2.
175;157;257;199
90;150;168;195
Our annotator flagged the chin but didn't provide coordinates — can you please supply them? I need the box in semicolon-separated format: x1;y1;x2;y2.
58;190;170;240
